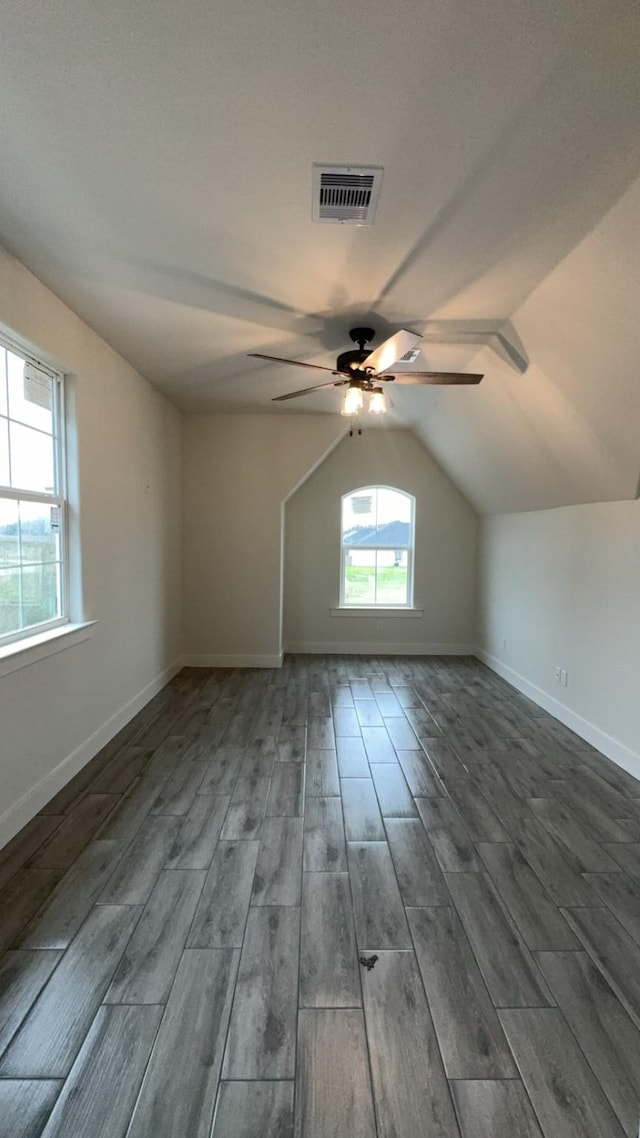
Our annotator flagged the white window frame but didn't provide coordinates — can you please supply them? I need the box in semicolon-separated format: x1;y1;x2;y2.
340;485;415;608
0;332;69;648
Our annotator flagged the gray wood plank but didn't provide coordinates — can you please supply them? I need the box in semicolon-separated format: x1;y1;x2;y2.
17;842;122;949
96;774;169;842
603;842;640;875
385;716;421;751
333;706;362;737
341;778;385;841
563;906;640;1029
300;872;360;1008
0;905;141;1077
361;725;397;763
39;1005;162;1137
444;779;509;841
28;795;119;868
511;818;597;907
347;842;412;949
384;818;449;906
220;772;270;839
143;735;190;778
89;746;150;795
164;793;229;869
0;1080;62;1138
552;779;633;843
305;749;340;796
583;871;640;945
223;907;299;1079
212;1081;294;1138
499;1007;626;1138
149;761;208;816
375;691;404;717
0;814;64;891
266;763;304;817
536;950;640;1136
354;699;384;727
396;749;444;796
529;797;621;871
446;873;554;1008
105;869;205;1003
126;949;239;1138
307;717;335;749
450;1080;543;1138
276;724;306;763
294;1009;376;1138
187;840;260;948
370;763;417;817
303;796;347;872
420;738;469;780
0;950;62;1057
309;689;331;717
0;868;65;955
415;797;482;871
336;735;369;777
408;907;517;1079
361;950;460;1138
252;817;303;906
99;817;178;905
198;746;245;794
477;842;580;950
471;760;531;819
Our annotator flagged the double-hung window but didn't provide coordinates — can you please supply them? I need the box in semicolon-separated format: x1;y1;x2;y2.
340;486;415;607
0;334;68;646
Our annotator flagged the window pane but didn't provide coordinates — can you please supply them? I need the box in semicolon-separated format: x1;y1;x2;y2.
0;567;21;636
0;416;9;485
20;500;61;564
376;550;408;605
0;498;20;567
344;550;376;605
21;562;60;628
9;421;56;493
7;351;54;433
0;348;7;416
343;487;412;547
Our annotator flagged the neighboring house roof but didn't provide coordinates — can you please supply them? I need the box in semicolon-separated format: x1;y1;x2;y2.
343;521;411;546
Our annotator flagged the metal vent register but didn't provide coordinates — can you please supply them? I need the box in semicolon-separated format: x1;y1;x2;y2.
312;164;383;224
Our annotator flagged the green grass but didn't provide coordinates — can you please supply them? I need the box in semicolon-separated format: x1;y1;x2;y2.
345;564;407;605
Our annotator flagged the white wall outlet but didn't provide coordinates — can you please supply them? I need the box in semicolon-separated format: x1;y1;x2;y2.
561;669;568;687
555;666;562;683
502;637;507;649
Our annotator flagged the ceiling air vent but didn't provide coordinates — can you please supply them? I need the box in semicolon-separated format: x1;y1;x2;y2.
312;164;383;225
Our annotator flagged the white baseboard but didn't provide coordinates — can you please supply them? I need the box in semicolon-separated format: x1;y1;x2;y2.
183;653;283;668
0;655;185;852
477;649;640;780
283;641;476;656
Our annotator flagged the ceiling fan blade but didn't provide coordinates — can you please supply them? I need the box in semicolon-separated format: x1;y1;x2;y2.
248;353;337;374
272;379;348;402
361;329;422;375
380;372;483;385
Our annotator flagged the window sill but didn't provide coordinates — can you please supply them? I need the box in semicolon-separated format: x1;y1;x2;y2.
0;621;98;679
330;607;424;619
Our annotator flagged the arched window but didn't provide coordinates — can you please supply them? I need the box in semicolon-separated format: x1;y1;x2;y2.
340;486;415;607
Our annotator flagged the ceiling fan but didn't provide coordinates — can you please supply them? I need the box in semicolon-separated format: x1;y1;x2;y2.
248;327;483;415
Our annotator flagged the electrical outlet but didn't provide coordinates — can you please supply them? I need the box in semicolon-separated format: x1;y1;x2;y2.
555;666;562;683
561;669;568;687
502;637;507;649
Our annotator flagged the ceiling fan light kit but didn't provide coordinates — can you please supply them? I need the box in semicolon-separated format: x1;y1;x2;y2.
248;325;483;412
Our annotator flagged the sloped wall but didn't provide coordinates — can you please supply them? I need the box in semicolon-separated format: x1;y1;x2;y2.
284;429;478;653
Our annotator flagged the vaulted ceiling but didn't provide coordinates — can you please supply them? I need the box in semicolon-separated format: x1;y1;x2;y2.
1;0;638;513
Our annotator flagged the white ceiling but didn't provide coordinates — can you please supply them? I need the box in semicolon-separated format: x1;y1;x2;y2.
0;0;639;511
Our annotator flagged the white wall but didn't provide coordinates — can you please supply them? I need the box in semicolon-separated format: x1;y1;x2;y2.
284;429;478;653
0;247;183;847
479;499;640;773
182;413;345;664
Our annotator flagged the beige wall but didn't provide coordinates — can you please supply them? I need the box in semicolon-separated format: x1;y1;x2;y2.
479;499;640;773
0;247;183;846
284;429;478;653
182;413;345;663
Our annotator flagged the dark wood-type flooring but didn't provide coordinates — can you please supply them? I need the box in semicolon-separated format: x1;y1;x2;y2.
1;655;640;1137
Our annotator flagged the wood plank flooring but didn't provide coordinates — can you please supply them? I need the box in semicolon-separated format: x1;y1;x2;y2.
1;655;640;1136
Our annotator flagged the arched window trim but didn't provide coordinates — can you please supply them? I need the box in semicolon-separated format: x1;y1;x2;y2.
339;484;415;608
